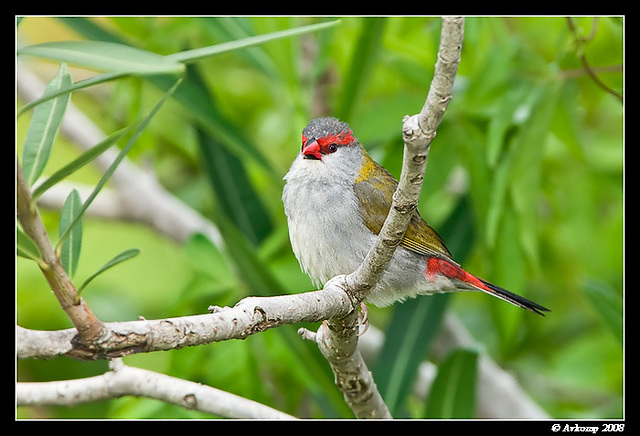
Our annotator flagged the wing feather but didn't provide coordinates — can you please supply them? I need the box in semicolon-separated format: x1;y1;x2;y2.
353;156;453;262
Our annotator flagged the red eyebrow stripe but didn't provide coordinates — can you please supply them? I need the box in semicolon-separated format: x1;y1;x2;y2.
317;131;355;146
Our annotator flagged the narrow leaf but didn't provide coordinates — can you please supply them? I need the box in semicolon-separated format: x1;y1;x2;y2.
375;196;476;417
166;20;340;64
335;17;386;121
21;63;72;185
197;127;273;247
59;189;83;278
211;209;282;295
32;125;134;200
423;348;479;418
19;41;185;75
77;249;140;294
582;279;623;344
375;294;450;417
17;225;42;262
18;71;126;117
56;77;183;249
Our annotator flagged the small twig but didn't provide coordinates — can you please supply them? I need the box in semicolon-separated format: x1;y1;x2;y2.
566;17;622;102
17;162;107;344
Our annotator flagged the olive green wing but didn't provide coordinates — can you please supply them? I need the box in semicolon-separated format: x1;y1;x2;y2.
353;158;453;261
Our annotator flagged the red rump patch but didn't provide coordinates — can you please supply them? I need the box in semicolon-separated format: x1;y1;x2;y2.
426;258;488;291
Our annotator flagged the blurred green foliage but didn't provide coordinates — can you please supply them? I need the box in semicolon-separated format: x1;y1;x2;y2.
16;16;622;419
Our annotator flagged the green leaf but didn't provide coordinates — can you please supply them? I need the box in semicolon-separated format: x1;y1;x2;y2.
18;71;126;117
55;77;183;249
77;249;141;294
56;17;285;181
212;209;282;295
150;64;278;181
375;293;450;417
17;225;42;262
19;41;185;75
198;127;273;246
508;80;562;268
423;348;479;418
198;17;280;79
21;63;72;186
335;17;386;121
165;19;340;64
582;279;623;344
59;189;83;278
375;196;475;417
32;125;133;200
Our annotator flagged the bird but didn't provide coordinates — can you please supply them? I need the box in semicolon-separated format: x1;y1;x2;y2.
282;117;550;316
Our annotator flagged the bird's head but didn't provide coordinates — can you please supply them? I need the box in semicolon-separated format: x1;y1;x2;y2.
301;117;358;161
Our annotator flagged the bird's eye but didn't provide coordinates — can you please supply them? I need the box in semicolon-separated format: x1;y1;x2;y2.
328;143;338;153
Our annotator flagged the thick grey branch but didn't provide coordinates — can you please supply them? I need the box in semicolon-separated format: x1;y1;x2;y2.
17;286;355;360
299;277;392;419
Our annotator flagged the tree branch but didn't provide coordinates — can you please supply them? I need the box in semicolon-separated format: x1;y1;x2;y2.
299;277;392;418
17;162;108;345
345;17;464;301
17;18;548;419
300;17;465;419
17;286;355;360
17;358;295;419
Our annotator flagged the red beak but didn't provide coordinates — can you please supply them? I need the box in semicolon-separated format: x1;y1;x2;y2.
302;138;322;160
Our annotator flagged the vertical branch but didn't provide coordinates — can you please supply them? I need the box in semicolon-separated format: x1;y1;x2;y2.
302;17;465;419
300;277;392;419
17;162;107;343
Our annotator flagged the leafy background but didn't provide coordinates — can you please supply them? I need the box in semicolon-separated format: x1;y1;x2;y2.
16;16;623;419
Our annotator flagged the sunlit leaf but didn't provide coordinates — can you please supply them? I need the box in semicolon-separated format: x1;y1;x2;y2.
165;20;340;64
19;41;185;75
59;189;83;278
32;125;133;200
21;63;72;185
55;78;183;249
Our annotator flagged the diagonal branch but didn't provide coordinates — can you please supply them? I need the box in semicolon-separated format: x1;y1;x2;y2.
17;162;107;344
300;17;465;419
345;17;464;302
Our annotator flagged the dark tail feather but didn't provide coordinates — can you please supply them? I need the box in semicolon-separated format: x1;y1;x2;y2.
478;278;550;316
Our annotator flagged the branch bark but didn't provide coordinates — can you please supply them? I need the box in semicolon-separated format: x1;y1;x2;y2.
17;358;295;419
17;162;108;345
345;17;464;301
17;18;547;419
17;286;354;360
298;17;464;419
